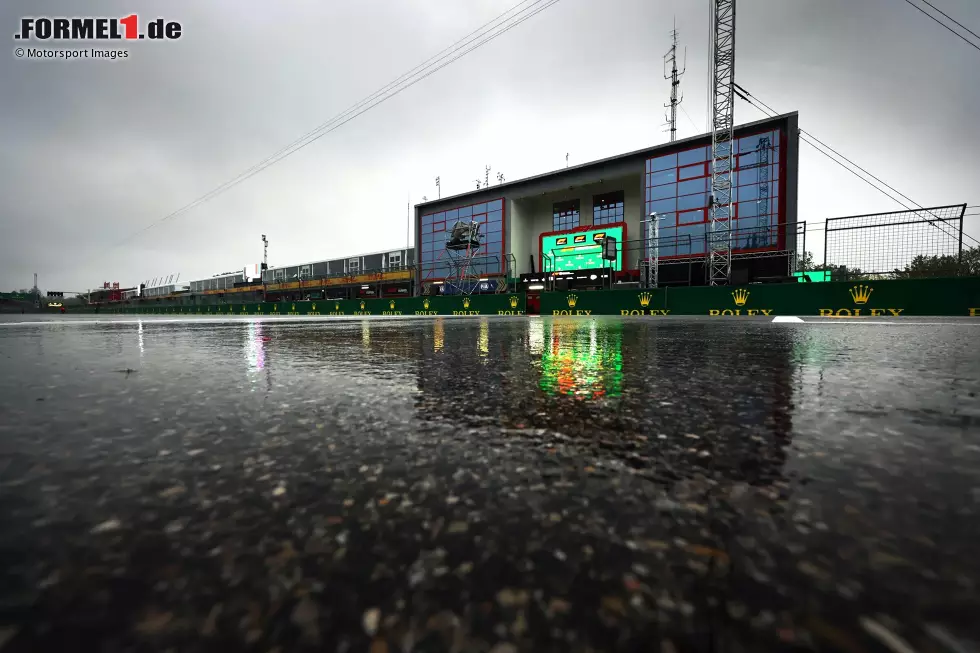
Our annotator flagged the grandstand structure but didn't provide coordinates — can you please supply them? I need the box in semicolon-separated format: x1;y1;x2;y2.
91;247;418;308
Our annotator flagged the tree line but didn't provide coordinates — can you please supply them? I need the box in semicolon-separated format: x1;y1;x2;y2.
796;247;980;280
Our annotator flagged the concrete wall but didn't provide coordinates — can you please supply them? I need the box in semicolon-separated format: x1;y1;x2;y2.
507;199;532;275
782;114;801;256
622;180;644;269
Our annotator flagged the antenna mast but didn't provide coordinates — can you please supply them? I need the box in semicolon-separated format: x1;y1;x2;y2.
708;0;736;286
663;19;686;142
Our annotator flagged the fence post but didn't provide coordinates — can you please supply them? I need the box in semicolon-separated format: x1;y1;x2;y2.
822;222;828;271
958;212;964;273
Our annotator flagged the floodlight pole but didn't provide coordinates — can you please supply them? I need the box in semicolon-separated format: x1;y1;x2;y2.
261;234;269;300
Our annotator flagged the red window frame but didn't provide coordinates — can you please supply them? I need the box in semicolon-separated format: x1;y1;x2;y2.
677;208;708;226
645;126;788;260
678;162;707;180
418;197;507;282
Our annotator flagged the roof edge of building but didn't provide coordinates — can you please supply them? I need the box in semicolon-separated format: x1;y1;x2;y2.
415;111;798;210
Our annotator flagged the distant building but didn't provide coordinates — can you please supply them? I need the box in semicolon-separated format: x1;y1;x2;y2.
415;112;799;292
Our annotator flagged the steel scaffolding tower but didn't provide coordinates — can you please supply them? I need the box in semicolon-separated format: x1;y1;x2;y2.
707;0;736;286
443;220;485;296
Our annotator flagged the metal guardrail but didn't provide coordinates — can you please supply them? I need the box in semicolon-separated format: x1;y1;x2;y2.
263;263;417;287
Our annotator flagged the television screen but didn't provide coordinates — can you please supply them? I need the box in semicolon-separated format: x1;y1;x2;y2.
542;225;624;272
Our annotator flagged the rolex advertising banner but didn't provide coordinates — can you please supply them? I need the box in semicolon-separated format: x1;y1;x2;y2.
540;277;980;317
113;293;527;317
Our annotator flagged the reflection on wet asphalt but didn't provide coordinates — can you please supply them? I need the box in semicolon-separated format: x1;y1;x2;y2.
1;315;979;652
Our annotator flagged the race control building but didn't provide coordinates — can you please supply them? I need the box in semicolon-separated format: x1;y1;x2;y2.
415;112;800;293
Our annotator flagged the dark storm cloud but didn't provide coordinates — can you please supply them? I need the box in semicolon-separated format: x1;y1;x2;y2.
0;0;977;291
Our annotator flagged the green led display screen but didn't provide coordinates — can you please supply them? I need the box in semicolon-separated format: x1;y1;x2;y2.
542;225;624;272
793;270;831;283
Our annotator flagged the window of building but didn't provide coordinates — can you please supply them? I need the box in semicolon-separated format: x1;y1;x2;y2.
644;130;781;258
274;269;285;281
347;258;360;273
420;198;505;281
299;265;311;279
387;252;402;268
553;200;580;231
593;191;624;225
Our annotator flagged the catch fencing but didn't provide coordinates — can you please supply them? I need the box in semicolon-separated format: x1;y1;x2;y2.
822;204;969;278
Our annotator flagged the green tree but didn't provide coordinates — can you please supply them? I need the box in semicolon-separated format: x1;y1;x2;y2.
795;251;864;279
893;247;980;279
797;250;815;271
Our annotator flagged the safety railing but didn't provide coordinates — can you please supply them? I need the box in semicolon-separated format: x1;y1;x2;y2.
262;262;417;287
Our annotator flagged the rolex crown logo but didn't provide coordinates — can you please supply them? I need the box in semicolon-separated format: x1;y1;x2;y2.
360;300;365;310
389;299;396;309
291;303;296;310
274;305;278;311
731;288;749;306
850;284;873;305
463;297;471;309
567;294;578;308
334;302;340;311
509;296;519;308
311;303;316;311
423;299;430;309
638;292;652;308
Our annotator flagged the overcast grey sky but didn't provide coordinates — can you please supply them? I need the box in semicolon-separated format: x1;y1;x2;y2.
1;0;977;292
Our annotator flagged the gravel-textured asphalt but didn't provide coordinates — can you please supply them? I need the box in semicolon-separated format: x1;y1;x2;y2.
1;315;979;653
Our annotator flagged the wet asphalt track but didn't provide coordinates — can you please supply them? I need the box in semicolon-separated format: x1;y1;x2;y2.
1;315;979;652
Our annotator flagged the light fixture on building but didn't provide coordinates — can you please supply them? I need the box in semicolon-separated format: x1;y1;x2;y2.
528;284;544;290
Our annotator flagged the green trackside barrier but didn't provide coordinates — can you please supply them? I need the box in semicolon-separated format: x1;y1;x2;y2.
112;293;527;317
541;276;980;317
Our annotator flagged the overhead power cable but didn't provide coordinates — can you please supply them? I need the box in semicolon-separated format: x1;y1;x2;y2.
897;0;980;53
914;0;980;41
97;0;564;254
734;83;979;249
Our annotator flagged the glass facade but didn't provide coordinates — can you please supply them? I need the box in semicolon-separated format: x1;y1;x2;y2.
420;198;505;280
553;200;580;231
644;129;781;257
593;191;625;225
